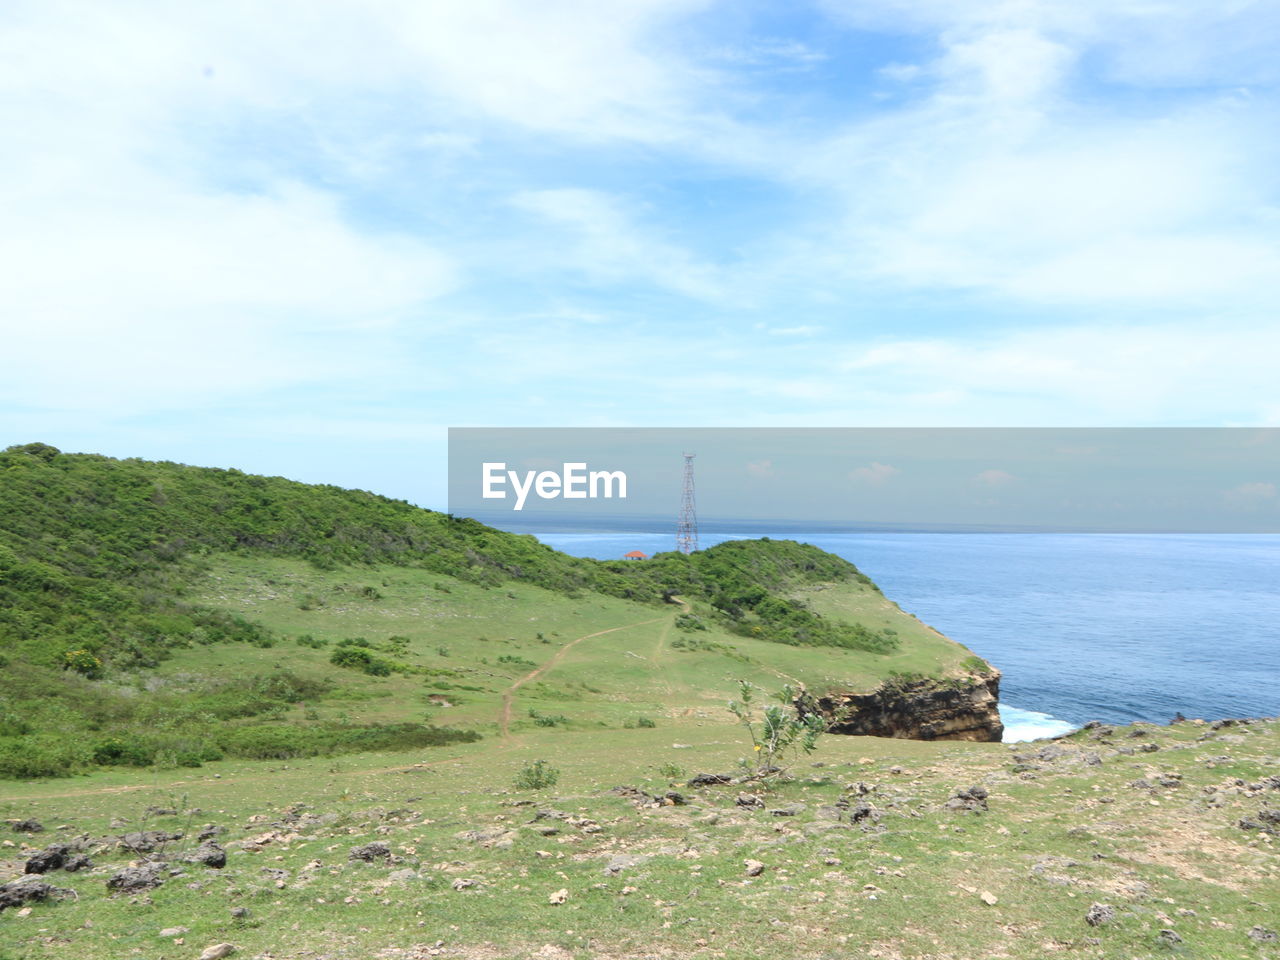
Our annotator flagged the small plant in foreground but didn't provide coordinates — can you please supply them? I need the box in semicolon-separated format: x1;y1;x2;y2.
728;681;826;783
513;759;560;790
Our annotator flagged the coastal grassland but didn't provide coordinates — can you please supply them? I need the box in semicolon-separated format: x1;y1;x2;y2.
2;715;1277;960
1;445;951;780
180;553;966;735
789;578;986;684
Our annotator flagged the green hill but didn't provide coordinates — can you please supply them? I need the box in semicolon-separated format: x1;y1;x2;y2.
2;446;1275;960
0;443;990;780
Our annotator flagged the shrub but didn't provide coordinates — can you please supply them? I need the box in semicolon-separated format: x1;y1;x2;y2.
728;681;826;784
62;648;103;679
329;647;393;676
528;709;567;727
513;759;560;790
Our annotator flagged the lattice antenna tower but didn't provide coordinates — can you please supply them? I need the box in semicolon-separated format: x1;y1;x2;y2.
676;452;698;554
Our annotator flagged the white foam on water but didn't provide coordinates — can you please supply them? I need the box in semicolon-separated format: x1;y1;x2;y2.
1000;704;1077;743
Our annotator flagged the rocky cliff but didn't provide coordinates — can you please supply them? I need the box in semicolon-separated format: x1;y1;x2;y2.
801;672;1004;743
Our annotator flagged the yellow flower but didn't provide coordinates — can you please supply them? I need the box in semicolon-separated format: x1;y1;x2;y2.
754;745;761;751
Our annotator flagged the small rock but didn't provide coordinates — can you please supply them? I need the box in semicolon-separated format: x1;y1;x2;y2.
106;862;165;893
451;878;476;891
159;926;189;937
548;888;568;905
348;841;392;862
230;906;250;919
198;944;236;960
946;786;990;812
1157;929;1182;946
185;842;227;869
979;891;998;905
1249;926;1279;942
10;819;43;834
735;794;763;808
603;854;649;876
63;854;93;872
0;875;67;911
1085;903;1116;926
24;844;69;875
119;829;183;853
687;773;734;787
744;859;765;877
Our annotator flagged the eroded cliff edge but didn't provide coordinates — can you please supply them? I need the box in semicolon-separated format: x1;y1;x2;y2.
800;672;1004;743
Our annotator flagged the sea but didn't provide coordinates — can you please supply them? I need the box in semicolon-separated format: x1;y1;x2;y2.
532;532;1280;743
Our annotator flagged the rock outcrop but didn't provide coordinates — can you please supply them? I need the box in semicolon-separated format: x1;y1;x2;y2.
802;672;1003;743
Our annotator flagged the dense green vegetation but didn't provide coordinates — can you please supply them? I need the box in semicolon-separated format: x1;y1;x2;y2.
0;443;874;671
0;443;905;779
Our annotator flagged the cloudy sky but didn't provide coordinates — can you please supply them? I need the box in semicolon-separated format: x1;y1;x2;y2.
4;1;1279;506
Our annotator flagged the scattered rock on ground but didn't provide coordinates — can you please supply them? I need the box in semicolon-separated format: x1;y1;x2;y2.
158;926;189;938
24;843;69;874
106;862;165;893
770;803;804;817
198;944;236;960
946;786;990;812
687;773;734;787
10;819;43;834
0;875;70;911
744;859;765;877
603;854;649;876
119;830;183;853
1085;903;1117;927
349;841;392;862
1249;926;1278;942
185;842;227;868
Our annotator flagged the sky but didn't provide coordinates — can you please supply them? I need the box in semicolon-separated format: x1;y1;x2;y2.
4;1;1280;508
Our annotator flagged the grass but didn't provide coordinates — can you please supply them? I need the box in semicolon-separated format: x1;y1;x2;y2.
1;715;1276;959
2;557;1277;958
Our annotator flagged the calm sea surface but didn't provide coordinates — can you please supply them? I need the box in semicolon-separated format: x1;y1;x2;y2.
533;532;1280;741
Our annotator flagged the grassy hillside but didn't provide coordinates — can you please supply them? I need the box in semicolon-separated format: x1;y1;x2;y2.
0;444;982;780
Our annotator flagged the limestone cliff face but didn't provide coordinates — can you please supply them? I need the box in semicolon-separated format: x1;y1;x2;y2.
801;672;1003;743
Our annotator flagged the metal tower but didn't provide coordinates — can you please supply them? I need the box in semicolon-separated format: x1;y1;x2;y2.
676;452;698;554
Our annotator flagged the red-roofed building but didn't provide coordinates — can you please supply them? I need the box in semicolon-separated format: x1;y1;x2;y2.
623;550;648;560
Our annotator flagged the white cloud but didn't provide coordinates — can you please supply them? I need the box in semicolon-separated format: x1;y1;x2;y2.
510;188;725;300
1225;481;1277;506
851;462;900;485
975;469;1016;487
746;459;774;477
797;1;1280;310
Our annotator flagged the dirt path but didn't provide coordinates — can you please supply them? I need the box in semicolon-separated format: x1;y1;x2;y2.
498;613;670;740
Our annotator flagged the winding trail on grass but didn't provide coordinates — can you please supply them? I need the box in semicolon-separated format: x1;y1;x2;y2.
498;612;672;740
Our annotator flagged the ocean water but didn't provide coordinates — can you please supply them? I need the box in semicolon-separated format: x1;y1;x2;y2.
534;532;1280;742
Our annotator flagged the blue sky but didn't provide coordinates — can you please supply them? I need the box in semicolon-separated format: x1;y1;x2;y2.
4;1;1280;507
